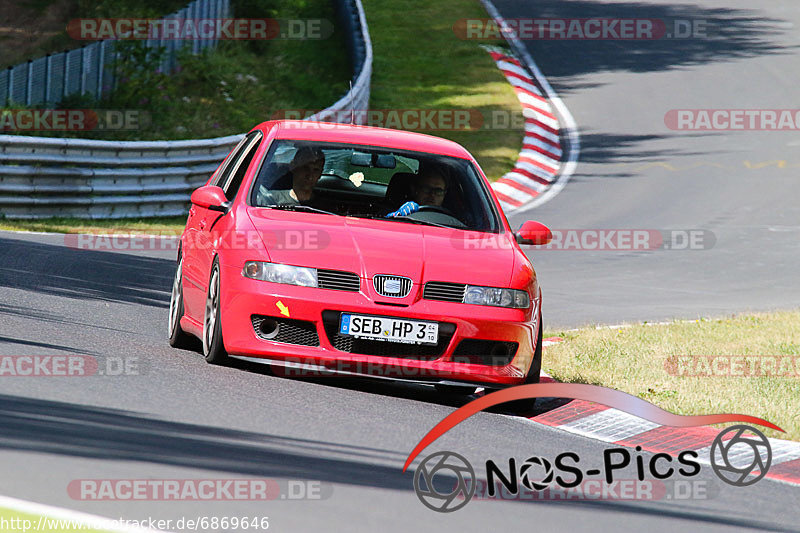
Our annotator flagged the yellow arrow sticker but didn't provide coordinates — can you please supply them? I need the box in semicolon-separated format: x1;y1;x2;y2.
276;301;290;317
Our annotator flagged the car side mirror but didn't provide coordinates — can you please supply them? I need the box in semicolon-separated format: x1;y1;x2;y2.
515;220;552;245
191;185;230;213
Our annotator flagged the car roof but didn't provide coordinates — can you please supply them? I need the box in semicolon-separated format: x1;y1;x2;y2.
252;120;474;160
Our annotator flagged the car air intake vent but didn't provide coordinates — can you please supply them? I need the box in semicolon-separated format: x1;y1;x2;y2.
452;340;518;366
251;315;320;346
423;282;466;303
317;269;360;292
373;275;413;298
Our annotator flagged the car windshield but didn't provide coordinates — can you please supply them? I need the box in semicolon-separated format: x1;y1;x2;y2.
248;139;501;232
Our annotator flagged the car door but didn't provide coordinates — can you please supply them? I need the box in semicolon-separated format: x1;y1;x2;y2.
182;135;251;322
190;132;264;319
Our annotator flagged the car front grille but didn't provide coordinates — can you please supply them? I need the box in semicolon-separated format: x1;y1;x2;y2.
251;315;320;346
373;275;413;298
423;281;466;303
321;310;455;360
317;269;361;292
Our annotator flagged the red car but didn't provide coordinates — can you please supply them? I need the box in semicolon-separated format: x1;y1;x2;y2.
168;120;552;393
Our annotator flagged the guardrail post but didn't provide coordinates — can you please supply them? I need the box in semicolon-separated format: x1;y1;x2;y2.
62;50;69;101
191;1;199;55
26;60;33;106
44;54;52;104
4;67;11;106
96;42;104;97
79;45;86;95
198;0;204;53
211;0;218;48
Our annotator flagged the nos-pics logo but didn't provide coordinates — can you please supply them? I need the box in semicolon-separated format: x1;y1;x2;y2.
412;425;772;512
413;451;476;513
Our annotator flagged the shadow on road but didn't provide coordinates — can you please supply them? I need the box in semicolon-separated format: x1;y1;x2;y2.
493;0;790;84
492;0;792;169
0;236;173;308
0;392;789;530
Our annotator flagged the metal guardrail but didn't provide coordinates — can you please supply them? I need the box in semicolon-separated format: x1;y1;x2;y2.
308;0;372;124
0;0;372;219
0;135;242;218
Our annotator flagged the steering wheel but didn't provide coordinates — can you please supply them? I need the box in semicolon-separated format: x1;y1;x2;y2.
412;204;467;228
417;204;460;218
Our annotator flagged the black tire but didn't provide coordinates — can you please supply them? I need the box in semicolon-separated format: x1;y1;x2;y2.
203;258;228;364
489;316;543;414
168;255;195;349
526;317;544;385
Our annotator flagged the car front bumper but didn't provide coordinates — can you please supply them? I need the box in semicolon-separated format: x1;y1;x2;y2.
218;265;540;387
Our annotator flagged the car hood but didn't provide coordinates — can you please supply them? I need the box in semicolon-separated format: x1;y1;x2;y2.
246;208;517;287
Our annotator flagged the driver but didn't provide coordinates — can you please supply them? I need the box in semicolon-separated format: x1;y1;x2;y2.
386;169;448;218
263;146;325;205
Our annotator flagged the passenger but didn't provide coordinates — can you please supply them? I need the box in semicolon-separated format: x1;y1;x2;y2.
264;146;325;205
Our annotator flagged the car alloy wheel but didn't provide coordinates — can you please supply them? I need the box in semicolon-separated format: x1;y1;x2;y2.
203;260;228;364
168;255;194;349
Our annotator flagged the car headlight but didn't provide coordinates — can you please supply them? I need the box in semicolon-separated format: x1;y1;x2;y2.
242;261;318;287
463;285;530;308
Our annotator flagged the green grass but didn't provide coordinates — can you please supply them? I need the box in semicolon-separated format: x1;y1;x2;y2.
2;0;526;228
0;216;187;234
0;0;189;70
108;0;353;140
4;0;351;141
364;0;523;181
543;311;800;441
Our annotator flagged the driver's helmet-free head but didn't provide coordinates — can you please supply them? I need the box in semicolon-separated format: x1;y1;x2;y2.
411;166;449;206
290;145;325;170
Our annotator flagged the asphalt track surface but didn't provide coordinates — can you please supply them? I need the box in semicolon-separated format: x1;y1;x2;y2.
1;0;800;531
505;0;800;327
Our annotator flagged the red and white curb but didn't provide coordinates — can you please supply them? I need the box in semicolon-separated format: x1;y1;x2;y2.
541;336;564;348
537;340;800;486
484;45;562;212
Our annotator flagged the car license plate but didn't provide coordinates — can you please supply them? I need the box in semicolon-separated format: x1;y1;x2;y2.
339;314;438;345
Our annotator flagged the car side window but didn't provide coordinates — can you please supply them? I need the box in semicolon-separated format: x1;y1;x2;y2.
212;136;250;188
213;132;259;191
222;133;262;200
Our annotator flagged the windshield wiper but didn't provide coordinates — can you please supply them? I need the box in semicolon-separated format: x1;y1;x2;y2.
387;216;457;230
349;213;459;229
266;204;339;216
